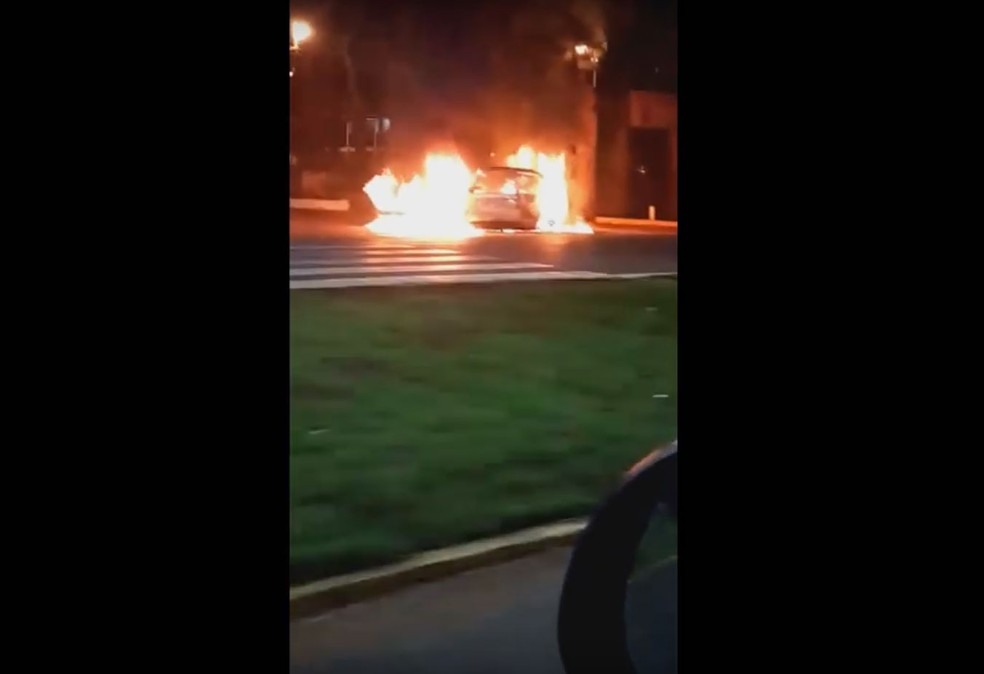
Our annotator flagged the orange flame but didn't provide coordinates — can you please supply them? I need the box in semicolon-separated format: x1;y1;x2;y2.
362;147;593;239
363;155;483;240
506;146;593;234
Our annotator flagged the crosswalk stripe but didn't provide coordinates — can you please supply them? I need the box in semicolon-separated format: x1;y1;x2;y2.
291;248;457;258
290;254;495;267
289;262;552;277
290;270;609;289
284;242;632;289
289;244;424;251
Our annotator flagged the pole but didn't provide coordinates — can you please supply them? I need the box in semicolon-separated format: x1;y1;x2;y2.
585;67;598;220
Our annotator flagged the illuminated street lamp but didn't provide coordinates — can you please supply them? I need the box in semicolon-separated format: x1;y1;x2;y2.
571;41;606;88
291;20;313;51
567;40;607;220
290;19;313;78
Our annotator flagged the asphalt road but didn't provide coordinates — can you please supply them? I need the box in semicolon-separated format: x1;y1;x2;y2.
289;212;677;288
290;547;571;674
289;546;677;674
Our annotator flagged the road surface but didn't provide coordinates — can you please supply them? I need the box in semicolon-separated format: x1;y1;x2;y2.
290;546;677;674
290;213;677;289
290;547;571;674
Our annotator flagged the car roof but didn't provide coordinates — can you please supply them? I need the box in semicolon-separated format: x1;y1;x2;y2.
479;166;543;177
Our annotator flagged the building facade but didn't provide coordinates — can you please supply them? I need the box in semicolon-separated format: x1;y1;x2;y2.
596;90;677;220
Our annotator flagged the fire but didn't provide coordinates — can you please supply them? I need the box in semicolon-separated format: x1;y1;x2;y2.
362;146;593;239
505;146;593;234
363;154;483;240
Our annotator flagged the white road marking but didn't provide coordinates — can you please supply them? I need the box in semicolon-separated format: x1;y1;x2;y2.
291;248;458;258
287;244;675;289
289;254;491;266
289;244;423;251
290;262;552;277
290;270;609;289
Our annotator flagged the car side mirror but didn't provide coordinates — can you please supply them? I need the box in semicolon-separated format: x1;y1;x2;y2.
557;443;678;674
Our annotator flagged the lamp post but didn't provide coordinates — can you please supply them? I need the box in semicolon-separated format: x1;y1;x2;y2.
571;42;606;220
573;42;604;89
291;20;313;50
290;19;313;77
290;20;312;195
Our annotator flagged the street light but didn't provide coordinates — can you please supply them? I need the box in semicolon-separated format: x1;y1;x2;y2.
572;42;606;88
290;19;313;77
291;19;313;51
568;41;607;220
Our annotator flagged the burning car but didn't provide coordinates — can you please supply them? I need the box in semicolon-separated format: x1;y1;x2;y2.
466;166;542;230
361;146;593;240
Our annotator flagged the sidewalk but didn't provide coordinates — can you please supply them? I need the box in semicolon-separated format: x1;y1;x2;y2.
290;198;351;211
593;216;678;231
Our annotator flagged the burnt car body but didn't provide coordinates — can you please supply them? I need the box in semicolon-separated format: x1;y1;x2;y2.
465;166;542;230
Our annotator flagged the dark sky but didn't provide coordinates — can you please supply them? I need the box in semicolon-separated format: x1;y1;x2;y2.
290;0;483;96
290;0;676;106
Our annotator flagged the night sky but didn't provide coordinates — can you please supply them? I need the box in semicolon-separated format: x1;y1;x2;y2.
290;0;676;102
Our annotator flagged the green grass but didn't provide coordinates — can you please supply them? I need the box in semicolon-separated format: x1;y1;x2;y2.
290;279;677;584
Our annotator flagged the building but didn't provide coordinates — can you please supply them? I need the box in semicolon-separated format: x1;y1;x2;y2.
594;0;677;220
596;90;677;220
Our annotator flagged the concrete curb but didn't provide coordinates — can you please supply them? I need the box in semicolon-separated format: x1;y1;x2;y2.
606;272;677;280
594;216;677;229
288;204;677;229
290;198;351;212
288;204;677;231
289;519;587;620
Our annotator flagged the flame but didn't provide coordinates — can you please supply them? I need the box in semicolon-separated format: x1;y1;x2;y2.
505;146;536;169
362;146;593;239
506;146;594;234
363;155;483;240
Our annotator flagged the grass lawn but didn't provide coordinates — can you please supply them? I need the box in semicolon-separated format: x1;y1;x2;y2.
290;279;677;584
